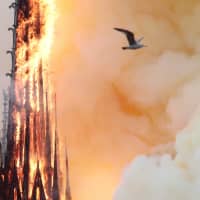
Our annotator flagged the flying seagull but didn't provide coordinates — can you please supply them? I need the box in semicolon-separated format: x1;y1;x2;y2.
114;28;146;50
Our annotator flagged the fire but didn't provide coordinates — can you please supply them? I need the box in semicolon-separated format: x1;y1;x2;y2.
10;0;57;199
16;0;56;73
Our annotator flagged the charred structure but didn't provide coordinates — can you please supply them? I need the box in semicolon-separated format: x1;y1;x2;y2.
0;0;71;200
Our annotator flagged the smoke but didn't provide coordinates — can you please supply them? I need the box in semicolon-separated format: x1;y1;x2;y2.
114;106;200;200
50;0;200;199
112;1;200;199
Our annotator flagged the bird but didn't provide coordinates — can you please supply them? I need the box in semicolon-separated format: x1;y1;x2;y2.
114;27;147;50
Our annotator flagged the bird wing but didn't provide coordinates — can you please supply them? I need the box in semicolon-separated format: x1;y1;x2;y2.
114;28;136;45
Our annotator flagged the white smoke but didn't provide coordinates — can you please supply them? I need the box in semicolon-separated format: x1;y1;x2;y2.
113;105;200;200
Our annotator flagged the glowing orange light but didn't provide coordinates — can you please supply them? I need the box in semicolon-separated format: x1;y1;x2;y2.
13;0;57;198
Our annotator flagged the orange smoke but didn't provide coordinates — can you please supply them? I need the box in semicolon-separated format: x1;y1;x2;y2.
51;0;200;200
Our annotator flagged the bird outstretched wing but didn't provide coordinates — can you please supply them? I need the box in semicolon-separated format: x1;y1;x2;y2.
114;28;136;45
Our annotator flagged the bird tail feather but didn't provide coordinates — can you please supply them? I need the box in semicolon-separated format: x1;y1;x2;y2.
137;37;144;43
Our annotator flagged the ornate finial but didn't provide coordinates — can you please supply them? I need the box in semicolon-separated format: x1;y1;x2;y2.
9;2;18;9
8;27;15;32
5;72;13;78
6;50;14;55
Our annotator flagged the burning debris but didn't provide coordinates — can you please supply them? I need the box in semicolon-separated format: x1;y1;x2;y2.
0;0;71;200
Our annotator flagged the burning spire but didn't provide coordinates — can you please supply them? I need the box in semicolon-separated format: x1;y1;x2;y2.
0;0;72;200
8;161;22;200
52;131;60;200
65;148;72;200
31;162;46;200
23;81;31;200
52;95;60;200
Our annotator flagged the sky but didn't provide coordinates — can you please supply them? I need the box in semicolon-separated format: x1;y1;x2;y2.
1;0;200;200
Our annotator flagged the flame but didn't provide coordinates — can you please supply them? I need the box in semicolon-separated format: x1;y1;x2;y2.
11;0;57;199
16;0;56;68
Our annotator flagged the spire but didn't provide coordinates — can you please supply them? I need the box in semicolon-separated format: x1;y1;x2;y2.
45;91;52;196
52;133;60;200
33;73;37;154
52;94;60;200
8;161;22;200
1;0;73;199
23;81;31;200
34;0;41;38
5;0;18;169
45;92;51;163
65;148;72;200
38;63;45;152
31;161;46;200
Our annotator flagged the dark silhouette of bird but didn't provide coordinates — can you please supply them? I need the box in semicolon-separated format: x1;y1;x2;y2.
114;27;147;50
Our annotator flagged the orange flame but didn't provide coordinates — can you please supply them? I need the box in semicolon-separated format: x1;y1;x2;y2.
12;0;57;199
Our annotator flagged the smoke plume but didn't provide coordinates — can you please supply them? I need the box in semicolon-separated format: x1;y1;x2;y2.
51;0;200;199
114;106;200;200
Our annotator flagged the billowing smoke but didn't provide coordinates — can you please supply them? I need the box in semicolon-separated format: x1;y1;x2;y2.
114;106;200;200
50;0;200;199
